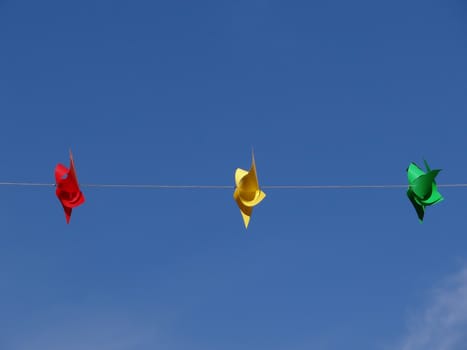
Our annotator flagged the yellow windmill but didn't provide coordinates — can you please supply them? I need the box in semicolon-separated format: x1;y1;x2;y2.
233;152;266;228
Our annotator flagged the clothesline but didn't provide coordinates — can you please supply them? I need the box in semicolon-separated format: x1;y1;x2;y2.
1;182;467;189
0;154;453;224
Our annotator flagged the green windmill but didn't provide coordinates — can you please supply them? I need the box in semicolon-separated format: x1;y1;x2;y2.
406;160;443;222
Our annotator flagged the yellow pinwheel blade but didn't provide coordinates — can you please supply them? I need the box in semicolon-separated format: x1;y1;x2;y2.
233;152;266;229
235;168;249;186
241;210;251;228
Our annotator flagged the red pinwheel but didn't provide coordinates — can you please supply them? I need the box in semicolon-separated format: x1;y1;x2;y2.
55;150;85;223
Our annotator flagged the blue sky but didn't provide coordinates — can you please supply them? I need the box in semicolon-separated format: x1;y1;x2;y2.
1;1;467;349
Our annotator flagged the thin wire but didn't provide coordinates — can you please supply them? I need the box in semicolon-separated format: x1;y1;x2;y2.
0;182;55;187
263;184;467;189
262;185;408;189
83;184;233;189
1;182;467;189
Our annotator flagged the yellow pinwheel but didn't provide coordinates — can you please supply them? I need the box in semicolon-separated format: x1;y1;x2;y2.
233;152;266;228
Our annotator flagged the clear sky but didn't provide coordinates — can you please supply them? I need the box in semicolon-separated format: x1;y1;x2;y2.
1;1;467;349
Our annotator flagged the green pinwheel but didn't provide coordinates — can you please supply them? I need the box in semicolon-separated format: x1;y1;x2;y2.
406;160;443;222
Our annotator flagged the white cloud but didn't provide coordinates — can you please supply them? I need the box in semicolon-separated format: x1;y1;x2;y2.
398;266;467;350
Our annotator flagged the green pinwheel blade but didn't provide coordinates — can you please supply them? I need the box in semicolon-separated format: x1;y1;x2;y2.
407;189;425;221
425;182;443;205
423;159;431;172
411;169;441;200
407;162;425;184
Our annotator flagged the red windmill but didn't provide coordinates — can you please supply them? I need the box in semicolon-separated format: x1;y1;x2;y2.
55;150;85;223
